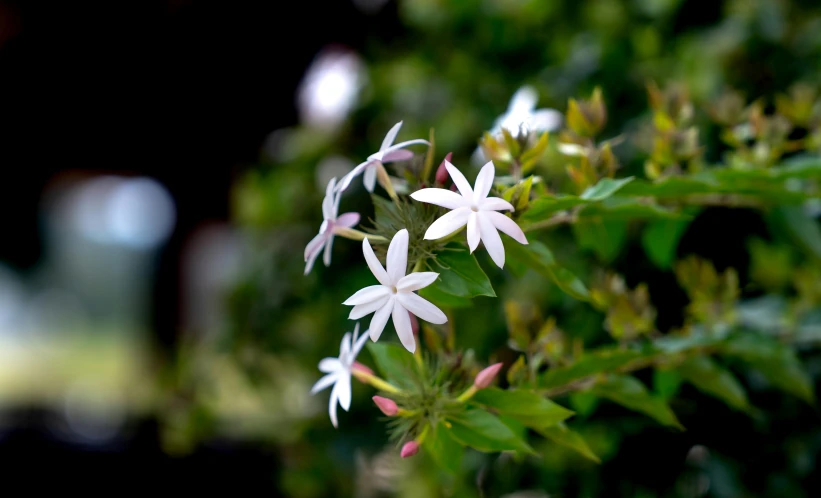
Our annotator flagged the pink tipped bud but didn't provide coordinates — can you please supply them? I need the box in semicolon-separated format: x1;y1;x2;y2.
372;396;399;416
409;312;419;336
400;441;420;458
352;362;374;376
435;152;453;184
474;362;504;389
449;183;458;192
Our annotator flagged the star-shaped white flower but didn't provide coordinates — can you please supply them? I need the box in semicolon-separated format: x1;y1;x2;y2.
305;177;361;275
492;85;563;138
337;121;429;193
310;323;370;428
343;229;446;353
410;160;528;268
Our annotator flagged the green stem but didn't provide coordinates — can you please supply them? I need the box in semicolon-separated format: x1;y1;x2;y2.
353;370;402;394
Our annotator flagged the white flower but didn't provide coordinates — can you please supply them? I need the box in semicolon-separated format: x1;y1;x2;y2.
310;323;370;428
410;160;528;269
305;177;361;275
338;121;429;193
492;85;563;138
343;229;446;353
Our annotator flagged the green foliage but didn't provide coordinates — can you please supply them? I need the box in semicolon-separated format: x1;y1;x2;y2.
446;409;536;454
472;387;574;429
591;374;683;429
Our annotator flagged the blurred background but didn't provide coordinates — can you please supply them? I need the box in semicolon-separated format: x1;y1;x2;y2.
1;0;820;495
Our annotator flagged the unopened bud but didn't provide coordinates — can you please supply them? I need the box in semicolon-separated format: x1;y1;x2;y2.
352;362;374;376
435;152;453;184
474;362;503;389
372;396;398;416
409;312;419;336
400;441;420;458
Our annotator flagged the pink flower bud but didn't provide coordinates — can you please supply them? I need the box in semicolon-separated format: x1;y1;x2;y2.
372;396;398;416
400;441;420;458
409;312;419;336
474;362;503;389
449;183;458;192
435;152;453;184
352;362;374;376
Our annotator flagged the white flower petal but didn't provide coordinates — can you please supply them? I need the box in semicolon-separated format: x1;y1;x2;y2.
339;332;351;360
337;160;371;193
319;358;342;373
424;207;471;240
323;233;334;267
473;161;496;204
311;372;338;394
530;108;563;132
335;212;360;228
466;212;481;252
558;142;586;156
349;295;390;319
509;86;538;114
304;231;327;261
481;197;515;212
343;285;391;306
329;383;339;428
363;163;378;192
486;211;528;245
386;229;409;284
397;292;447;324
444;160;473;198
352;323;370;357
410;188;468;210
362;238;391;286
396;272;439;292
382;139;429;156
478;213;505;268
322;177;338;219
369;297;394;342
392;300;416;353
380;121;403;152
336;373;352;411
304;242;324;275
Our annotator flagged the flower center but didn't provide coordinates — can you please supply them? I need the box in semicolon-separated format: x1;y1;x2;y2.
390;285;398;294
471;205;479;212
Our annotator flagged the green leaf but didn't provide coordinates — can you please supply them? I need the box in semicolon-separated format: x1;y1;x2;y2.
429;243;496;298
423;422;463;474
577;197;683;220
580;177;634;201
591;374;684;429
767;206;821;264
418;284;474;308
573;219;627;263
618;177;718;197
504;239;591;301
446;409;536;454
653;368;683;400
472;387;575;428
523;195;587;221
642;217;692;269
678;356;751;412
366;342;416;389
569;391;599;417
536;423;601;463
540;348;651;390
720;334;815;403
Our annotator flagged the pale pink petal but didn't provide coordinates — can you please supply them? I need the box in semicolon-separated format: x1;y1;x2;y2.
343;285;391;306
337;374;352;411
424;207;471;240
304;239;325;275
444;160;474;198
382;149;414;162
392;300;416;353
305;232;327;261
369;297;395;342
349;295;390;319
386;229;409;284
396;272;439;292
467;212;481;252
481;197;515;212
363;238;391;286
397;292;447;324
381;139;430;156
322;177;338;219
473;161;496;204
380;121;403;152
336;212;360;228
363;163;378;192
337;160;372;192
410;188;468;210
329;383;339;428
323;233;334;267
478;213;505;268
311;372;337;394
318;358;342;374
486;211;528;245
